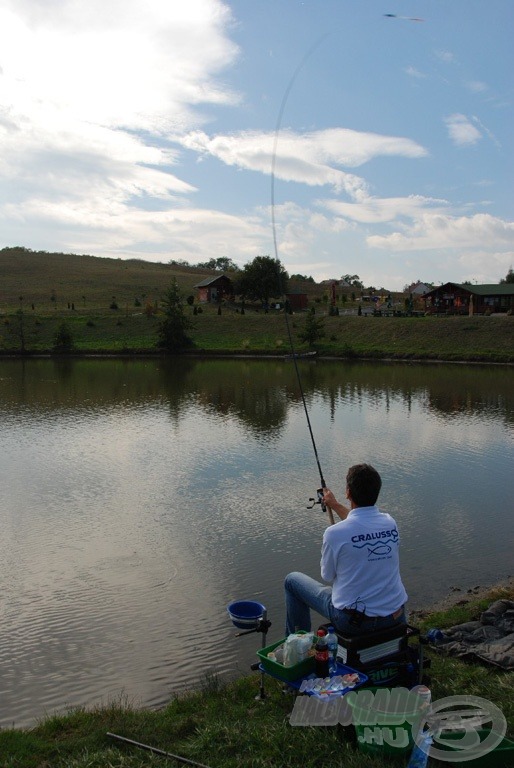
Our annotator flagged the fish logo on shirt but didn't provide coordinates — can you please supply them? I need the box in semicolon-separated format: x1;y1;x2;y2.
365;542;392;556
352;529;399;558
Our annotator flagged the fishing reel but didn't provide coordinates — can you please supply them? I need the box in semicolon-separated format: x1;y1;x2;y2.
307;488;326;512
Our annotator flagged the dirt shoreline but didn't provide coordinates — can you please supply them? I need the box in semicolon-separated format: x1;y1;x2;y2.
410;575;514;622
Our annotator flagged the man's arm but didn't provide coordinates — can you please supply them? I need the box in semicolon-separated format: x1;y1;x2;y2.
322;487;350;522
320;535;336;582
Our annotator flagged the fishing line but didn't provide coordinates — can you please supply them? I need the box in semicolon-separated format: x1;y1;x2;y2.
270;18;431;501
270;33;330;498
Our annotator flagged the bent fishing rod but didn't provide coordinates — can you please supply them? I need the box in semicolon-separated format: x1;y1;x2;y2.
270;34;335;526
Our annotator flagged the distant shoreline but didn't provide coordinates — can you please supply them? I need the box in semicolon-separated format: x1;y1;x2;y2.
1;350;513;366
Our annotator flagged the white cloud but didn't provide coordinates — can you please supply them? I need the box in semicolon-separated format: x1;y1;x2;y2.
0;0;248;257
466;80;488;93
0;1;238;131
470;116;501;149
367;213;514;251
178;128;427;199
320;195;447;224
0;1;239;208
456;251;514;283
0;114;195;203
445;114;482;146
405;66;426;79
0;201;268;264
435;50;456;63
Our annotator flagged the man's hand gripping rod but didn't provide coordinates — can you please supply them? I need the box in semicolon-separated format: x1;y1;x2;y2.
307;487;335;525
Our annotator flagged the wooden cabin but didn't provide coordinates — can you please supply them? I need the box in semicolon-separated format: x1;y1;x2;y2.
424;282;514;315
194;274;234;303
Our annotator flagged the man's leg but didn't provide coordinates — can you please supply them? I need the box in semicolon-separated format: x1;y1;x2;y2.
284;572;333;635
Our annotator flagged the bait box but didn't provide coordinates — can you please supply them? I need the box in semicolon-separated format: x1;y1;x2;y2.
256;635;315;682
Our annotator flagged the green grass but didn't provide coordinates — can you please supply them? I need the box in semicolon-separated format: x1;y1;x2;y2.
1;307;512;363
2;584;513;767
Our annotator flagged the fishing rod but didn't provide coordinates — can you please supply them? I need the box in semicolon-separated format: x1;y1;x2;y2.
107;732;212;767
270;34;334;524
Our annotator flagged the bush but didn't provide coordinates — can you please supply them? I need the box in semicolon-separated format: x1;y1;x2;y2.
157;279;194;352
53;321;74;353
342;343;357;358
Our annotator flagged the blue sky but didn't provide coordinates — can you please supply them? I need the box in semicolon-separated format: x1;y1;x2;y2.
0;0;512;290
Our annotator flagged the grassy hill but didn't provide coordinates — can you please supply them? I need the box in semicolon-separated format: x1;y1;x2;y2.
0;247;217;310
0;247;388;310
1;248;513;362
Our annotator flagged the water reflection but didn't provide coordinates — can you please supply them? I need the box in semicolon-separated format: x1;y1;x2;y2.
1;357;512;427
0;358;512;729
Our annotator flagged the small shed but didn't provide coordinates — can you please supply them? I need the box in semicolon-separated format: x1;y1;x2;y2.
194;274;234;303
424;282;514;315
285;291;308;311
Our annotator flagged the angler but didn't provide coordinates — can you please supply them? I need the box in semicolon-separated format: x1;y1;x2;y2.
284;463;408;637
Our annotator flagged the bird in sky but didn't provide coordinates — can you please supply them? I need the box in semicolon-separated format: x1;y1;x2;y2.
384;14;425;22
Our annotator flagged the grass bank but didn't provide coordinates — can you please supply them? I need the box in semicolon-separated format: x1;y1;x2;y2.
1;306;513;363
2;582;513;768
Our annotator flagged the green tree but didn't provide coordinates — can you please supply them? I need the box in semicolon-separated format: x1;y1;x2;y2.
197;256;239;271
157;280;194;352
234;255;288;306
500;268;514;284
341;274;363;290
53;321;74;353
298;309;325;347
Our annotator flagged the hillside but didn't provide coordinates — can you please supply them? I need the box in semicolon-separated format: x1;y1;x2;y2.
0;247;388;311
0;247;219;310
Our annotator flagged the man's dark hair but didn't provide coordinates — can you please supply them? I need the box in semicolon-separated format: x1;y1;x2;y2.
346;463;382;507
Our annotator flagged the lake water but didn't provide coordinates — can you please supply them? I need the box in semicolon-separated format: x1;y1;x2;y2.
0;357;512;729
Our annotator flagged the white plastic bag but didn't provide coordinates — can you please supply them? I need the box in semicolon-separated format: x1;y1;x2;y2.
283;632;314;667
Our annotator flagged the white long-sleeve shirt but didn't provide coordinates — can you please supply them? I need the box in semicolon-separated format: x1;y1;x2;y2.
321;505;408;616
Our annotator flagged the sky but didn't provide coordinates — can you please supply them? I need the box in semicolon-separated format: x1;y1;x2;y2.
0;0;513;291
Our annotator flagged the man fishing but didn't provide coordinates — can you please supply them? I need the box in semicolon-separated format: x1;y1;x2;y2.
284;463;407;636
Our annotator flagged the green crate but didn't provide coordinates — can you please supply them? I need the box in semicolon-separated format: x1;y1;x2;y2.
256;634;315;682
432;729;514;767
346;685;423;757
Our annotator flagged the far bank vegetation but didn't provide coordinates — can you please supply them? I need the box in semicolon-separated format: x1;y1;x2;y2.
0;248;512;362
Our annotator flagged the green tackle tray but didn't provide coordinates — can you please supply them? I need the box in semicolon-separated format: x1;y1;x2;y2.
256;634;315;682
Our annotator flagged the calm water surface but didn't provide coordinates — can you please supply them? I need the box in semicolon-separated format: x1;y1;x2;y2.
0;357;512;728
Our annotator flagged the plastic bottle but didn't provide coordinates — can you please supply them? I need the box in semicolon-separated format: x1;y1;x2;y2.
415;685;432;709
326;625;338;674
314;629;329;678
407;731;432;768
426;628;444;643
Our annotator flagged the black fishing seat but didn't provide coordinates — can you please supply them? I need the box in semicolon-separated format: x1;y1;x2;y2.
318;623;426;688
